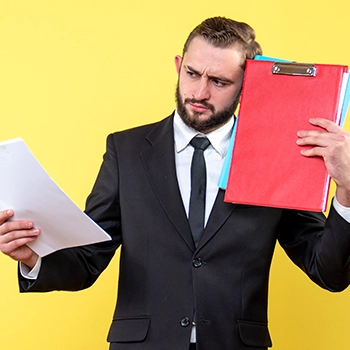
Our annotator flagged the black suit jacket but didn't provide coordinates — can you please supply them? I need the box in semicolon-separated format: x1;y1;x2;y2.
19;113;350;350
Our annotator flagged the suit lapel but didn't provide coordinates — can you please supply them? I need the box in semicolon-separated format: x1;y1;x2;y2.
198;189;237;249
140;115;195;251
140;114;237;251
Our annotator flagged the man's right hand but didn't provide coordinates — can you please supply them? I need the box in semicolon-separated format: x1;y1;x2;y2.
0;209;40;269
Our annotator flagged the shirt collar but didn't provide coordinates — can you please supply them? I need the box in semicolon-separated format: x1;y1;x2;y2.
173;110;234;158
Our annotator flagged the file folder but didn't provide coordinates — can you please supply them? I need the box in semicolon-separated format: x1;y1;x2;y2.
218;56;293;189
224;59;349;211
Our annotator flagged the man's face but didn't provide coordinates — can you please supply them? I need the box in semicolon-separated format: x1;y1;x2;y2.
175;36;245;133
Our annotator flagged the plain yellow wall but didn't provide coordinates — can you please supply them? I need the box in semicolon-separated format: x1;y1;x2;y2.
0;1;349;349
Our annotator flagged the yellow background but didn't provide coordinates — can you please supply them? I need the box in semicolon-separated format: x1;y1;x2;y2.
0;0;349;349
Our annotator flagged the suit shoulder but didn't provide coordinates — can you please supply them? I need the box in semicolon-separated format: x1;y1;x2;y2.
109;114;174;141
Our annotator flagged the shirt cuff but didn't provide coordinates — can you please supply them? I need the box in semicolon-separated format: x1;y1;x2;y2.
19;256;42;280
333;196;350;223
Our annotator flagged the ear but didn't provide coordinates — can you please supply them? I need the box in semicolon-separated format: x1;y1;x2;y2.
174;55;182;75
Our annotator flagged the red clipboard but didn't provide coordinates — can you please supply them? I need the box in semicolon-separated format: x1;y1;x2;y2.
224;60;348;211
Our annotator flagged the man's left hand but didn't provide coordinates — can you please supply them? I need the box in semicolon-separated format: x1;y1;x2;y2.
297;118;350;207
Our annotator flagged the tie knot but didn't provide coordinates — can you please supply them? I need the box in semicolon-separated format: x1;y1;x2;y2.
190;137;210;151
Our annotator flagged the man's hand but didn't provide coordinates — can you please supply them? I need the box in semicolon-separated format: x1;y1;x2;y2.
0;209;40;269
297;118;350;207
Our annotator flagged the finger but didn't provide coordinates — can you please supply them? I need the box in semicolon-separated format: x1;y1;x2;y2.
0;209;14;225
297;127;343;139
0;227;40;244
299;146;325;158
0;228;40;257
1;235;38;256
0;219;35;236
308;118;342;133
297;129;345;147
296;133;329;147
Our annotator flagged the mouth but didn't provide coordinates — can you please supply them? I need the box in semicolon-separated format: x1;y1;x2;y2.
188;102;213;114
190;103;208;113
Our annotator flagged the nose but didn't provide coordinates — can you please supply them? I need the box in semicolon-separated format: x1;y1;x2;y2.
193;78;210;101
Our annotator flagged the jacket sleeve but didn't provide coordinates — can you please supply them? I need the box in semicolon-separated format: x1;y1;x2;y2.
277;203;350;292
19;134;122;292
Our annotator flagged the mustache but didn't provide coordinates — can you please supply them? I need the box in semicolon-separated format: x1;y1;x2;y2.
184;98;215;112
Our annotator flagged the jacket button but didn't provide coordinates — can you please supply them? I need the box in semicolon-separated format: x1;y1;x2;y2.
192;257;202;268
180;317;190;327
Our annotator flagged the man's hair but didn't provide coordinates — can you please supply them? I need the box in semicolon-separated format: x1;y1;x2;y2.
182;17;262;66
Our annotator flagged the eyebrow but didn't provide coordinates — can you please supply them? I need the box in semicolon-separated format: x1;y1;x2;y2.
185;64;235;84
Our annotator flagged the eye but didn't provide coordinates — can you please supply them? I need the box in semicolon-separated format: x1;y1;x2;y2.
186;70;199;78
212;79;227;87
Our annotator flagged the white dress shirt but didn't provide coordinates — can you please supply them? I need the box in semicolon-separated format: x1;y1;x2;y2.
173;110;234;226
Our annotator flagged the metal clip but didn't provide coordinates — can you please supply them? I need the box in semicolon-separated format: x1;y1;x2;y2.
272;62;317;77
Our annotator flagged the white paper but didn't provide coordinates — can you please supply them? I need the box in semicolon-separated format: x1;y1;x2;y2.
0;138;111;257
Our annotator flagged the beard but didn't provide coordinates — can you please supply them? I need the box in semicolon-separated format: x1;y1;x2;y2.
175;82;240;133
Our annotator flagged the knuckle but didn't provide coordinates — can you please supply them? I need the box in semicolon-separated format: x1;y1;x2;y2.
328;147;337;157
8;251;16;259
339;132;350;142
0;242;13;255
1;221;11;234
1;220;31;236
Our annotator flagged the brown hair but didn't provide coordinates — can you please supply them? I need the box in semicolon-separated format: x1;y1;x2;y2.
182;17;262;66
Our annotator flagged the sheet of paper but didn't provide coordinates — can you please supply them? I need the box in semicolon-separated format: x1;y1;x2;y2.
0;138;111;257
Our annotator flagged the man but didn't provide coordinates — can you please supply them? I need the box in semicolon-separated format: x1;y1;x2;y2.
1;17;350;350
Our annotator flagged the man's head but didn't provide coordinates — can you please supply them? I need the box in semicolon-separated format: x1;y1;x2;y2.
182;17;262;68
175;17;262;133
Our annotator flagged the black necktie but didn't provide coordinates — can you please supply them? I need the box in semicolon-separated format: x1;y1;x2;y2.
189;136;210;247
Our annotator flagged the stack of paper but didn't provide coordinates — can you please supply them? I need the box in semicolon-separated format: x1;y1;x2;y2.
0;138;111;256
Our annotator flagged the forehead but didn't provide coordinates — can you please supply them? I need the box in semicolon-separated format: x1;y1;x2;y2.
183;36;244;77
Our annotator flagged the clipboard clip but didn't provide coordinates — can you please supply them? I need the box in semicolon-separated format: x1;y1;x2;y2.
272;62;317;77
